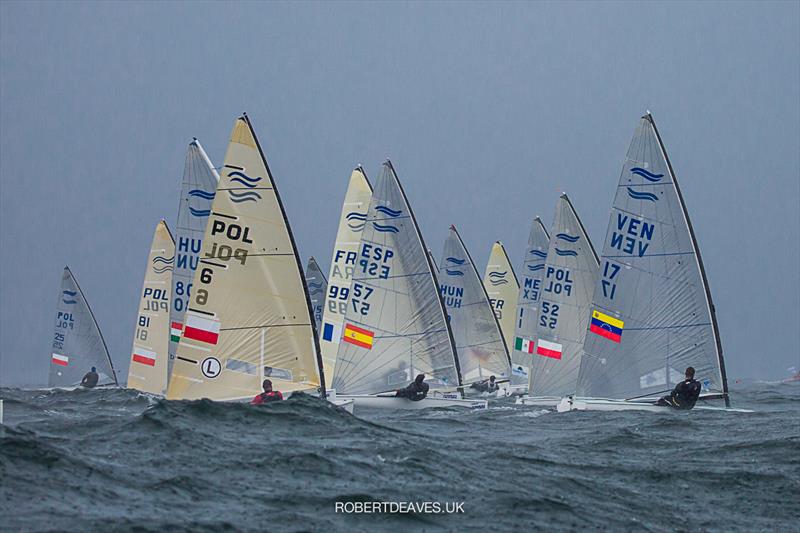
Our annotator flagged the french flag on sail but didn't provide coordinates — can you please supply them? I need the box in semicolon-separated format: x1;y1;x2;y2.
322;322;342;343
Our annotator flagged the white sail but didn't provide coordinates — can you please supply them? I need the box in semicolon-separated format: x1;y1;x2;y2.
482;242;520;353
332;161;461;395
168;140;220;381
509;217;550;387
319;167;372;390
49;267;117;387
438;225;510;383
576;113;729;404
127;220;175;395
305;256;327;331
527;195;599;397
166;115;324;401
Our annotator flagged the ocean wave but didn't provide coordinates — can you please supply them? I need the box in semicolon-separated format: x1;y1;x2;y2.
189;207;211;217
527;264;545;271
445;269;464;276
529;250;547;258
152;256;174;265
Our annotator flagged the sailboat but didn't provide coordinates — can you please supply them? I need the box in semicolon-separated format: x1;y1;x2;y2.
168;140;220;383
49;266;118;388
165;114;352;412
332;161;487;410
559;113;745;413
516;194;599;406
127;220;175;395
507;217;550;394
438;225;511;393
305;256;327;331
482;242;520;356
319;167;373;391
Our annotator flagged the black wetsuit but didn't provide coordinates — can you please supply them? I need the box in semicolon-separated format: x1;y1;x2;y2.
81;372;99;389
656;379;702;410
395;381;429;401
470;380;498;393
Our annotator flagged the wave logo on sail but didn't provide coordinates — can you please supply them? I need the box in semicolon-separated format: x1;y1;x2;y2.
62;290;78;305
228;190;262;203
556;233;580;243
445;257;465;265
626;187;659;202
372;222;399;233
228;171;262;188
527;264;544;272
188;189;216;200
152;255;174;274
189;207;211;217
554;248;578;257
630;167;663;182
346;211;367;231
308;281;324;294
488;271;508;285
529;250;547;258
444;257;465;276
375;205;402;217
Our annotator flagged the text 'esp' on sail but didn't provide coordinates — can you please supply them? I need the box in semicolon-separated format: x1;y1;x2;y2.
528;195;599;397
168;140;220;382
127;220;175;395
319;167;373;391
305;256;327;332
49;267;118;388
576;113;729;405
509;217;550;386
332;161;461;395
482;242;520;355
438;225;510;384
166;115;324;401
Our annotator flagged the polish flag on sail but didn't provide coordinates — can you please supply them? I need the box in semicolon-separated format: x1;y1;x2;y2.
536;339;563;360
132;347;157;367
51;353;69;366
182;312;220;345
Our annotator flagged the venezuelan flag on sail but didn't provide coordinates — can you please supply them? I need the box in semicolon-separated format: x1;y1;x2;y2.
342;323;374;349
589;310;624;343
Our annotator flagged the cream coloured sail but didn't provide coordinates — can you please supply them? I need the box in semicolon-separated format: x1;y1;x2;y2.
166;115;324;401
482;242;520;352
127;220;175;395
319;167;372;389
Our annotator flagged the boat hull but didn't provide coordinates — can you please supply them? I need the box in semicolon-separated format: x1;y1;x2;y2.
515;396;562;407
338;394;488;411
556;397;753;413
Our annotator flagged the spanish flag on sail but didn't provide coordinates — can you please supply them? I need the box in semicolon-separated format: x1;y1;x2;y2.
589;309;624;343
343;323;374;349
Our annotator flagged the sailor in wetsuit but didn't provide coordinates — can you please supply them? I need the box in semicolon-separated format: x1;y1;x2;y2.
251;379;284;405
395;374;429;401
81;367;99;388
656;367;702;410
470;375;499;394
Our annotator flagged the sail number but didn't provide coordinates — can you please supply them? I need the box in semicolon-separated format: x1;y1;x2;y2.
543;266;573;297
522;276;542;302
173;281;192;312
194;220;254;308
601;260;620;301
539;301;559;329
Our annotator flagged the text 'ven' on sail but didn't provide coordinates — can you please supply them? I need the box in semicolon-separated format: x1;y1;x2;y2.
49;267;118;388
332;161;460;395
166;115;324;401
509;217;550;387
320;167;373;390
482;242;520;353
127;220;175;395
576;113;729;404
168;140;220;382
528;195;599;397
305;256;327;331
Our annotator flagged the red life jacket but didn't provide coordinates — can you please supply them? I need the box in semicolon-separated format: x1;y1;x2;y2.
251;390;283;405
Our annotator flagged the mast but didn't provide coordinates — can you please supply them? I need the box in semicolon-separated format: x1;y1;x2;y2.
646;113;729;406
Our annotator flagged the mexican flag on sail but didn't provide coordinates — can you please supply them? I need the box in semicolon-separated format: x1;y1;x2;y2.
515;336;535;354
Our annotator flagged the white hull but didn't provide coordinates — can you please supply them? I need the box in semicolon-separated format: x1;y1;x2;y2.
514;396;562;407
338;394;488;411
556;397;753;413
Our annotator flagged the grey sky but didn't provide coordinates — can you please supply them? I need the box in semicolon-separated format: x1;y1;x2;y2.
1;1;798;386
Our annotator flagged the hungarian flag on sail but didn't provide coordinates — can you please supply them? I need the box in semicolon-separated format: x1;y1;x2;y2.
536;339;563;360
170;321;183;343
183;312;220;345
132;347;157;367
514;336;534;354
342;323;374;349
51;353;69;366
589;309;624;343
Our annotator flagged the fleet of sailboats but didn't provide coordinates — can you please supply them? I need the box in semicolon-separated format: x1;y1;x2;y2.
43;111;742;413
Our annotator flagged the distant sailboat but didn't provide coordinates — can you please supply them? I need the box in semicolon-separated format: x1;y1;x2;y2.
508;217;550;392
560;113;737;412
482;242;520;353
332;161;487;410
49;267;118;388
305;256;327;331
438;225;510;389
166;115;339;406
319;167;373;393
168;140;220;382
517;195;599;406
127;220;175;395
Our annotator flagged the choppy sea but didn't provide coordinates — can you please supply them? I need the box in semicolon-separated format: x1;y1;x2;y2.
1;382;797;532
